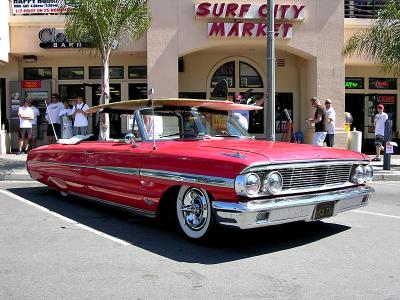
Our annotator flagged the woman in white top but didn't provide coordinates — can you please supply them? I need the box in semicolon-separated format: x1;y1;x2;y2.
59;100;73;139
71;96;90;136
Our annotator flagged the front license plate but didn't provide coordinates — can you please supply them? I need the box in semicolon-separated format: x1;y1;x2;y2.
314;202;334;220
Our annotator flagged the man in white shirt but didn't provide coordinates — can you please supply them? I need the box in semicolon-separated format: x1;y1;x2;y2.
17;99;34;155
324;99;336;147
71;96;90;136
46;93;64;143
372;104;388;161
29;100;41;149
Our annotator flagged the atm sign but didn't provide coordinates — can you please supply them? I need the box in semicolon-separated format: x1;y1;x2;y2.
345;77;364;89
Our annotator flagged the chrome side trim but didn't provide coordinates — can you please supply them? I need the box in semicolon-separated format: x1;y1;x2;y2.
29;160;94;169
69;192;156;218
30;160;234;188
212;185;374;229
97;166;140;176
140;169;235;188
241;159;369;174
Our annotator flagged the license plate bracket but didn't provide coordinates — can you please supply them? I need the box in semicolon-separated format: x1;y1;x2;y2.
314;202;334;220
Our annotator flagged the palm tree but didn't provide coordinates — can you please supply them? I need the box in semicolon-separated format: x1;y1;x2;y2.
61;0;151;140
343;0;400;76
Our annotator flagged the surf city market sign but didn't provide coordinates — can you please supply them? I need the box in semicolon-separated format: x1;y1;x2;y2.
195;2;305;39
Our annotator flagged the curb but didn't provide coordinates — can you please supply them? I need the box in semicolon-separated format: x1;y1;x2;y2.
372;172;400;182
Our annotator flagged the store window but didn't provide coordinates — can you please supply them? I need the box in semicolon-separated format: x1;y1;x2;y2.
59;84;85;101
211;61;235;88
129;83;148;99
208;58;266;134
89;66;124;79
128;66;147;79
24;68;52;80
367;94;397;136
240;62;263;88
59;67;84;80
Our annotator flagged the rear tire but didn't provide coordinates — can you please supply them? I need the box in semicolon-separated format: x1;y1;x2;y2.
176;186;214;240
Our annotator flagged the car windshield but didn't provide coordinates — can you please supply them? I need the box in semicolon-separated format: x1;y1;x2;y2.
138;107;251;140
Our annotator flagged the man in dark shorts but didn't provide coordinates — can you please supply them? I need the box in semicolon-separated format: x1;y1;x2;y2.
17;99;34;155
46;93;63;143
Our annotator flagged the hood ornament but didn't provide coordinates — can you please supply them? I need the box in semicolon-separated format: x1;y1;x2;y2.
221;152;247;159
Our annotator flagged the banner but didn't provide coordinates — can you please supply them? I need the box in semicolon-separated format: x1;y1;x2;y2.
12;0;69;15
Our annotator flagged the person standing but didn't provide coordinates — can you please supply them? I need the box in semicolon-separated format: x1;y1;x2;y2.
46;93;63;143
372;104;388;161
29;100;40;150
324;99;336;147
306;97;327;146
71;96;90;136
59;100;73;139
17;99;33;155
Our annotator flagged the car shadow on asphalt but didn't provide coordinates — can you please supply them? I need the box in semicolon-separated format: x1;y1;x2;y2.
9;186;351;265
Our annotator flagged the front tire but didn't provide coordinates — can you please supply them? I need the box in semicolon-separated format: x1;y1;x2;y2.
176;186;214;240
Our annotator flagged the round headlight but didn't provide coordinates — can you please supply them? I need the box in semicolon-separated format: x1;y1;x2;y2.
352;165;366;184
245;173;261;196
364;164;374;182
263;171;283;194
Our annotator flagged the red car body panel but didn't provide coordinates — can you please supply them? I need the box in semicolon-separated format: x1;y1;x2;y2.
27;138;368;215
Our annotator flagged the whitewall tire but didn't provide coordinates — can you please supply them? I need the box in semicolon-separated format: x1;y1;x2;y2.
60;191;68;197
176;186;214;239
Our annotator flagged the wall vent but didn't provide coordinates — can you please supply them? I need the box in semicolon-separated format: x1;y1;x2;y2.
276;58;285;67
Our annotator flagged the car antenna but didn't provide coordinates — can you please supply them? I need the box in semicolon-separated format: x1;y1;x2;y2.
148;88;156;150
44;99;59;142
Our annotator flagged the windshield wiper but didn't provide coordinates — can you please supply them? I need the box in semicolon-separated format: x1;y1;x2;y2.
214;134;242;138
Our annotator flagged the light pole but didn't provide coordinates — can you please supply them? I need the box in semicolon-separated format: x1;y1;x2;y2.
265;0;275;141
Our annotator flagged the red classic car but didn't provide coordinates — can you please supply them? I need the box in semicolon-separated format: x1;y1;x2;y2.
27;99;375;240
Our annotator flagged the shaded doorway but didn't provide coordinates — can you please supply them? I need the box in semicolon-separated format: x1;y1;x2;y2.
0;78;6;130
345;93;369;152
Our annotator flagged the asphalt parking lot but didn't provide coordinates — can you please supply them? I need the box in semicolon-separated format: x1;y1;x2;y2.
0;181;399;299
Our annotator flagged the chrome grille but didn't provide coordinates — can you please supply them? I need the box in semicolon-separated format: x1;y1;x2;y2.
259;164;353;191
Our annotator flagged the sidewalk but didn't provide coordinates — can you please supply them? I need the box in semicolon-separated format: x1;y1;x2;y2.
1;153;400;182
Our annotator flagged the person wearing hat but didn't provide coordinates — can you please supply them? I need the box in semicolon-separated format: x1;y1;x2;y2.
306;97;327;146
324;99;336;147
17;99;34;155
372;104;388;161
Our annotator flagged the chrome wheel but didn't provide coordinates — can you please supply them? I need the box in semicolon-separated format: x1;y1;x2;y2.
176;186;213;239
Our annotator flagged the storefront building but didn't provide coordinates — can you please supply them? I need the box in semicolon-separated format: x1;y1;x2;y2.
0;0;398;152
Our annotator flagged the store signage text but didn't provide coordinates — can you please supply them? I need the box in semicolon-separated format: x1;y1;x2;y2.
12;0;68;15
21;80;41;89
39;28;88;49
345;77;364;89
376;95;396;104
369;78;397;90
195;3;305;39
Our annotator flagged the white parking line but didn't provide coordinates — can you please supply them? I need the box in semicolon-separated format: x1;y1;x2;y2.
0;189;131;246
353;210;400;220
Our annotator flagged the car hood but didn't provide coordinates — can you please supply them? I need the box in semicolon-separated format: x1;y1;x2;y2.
199;139;368;162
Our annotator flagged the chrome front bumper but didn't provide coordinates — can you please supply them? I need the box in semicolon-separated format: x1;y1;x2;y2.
212;185;374;229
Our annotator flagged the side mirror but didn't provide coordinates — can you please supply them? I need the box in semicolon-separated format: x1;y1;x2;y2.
124;133;137;147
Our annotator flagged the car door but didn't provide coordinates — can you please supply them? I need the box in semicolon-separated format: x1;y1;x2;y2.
85;140;154;212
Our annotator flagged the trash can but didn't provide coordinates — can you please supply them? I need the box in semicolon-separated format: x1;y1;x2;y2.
348;128;362;152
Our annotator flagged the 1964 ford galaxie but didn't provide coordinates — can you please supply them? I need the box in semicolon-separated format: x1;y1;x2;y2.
27;99;375;240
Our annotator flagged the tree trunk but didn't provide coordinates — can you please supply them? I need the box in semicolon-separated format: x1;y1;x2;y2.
99;52;111;140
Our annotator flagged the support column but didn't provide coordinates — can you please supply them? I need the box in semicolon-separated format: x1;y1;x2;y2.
304;0;347;149
147;0;179;98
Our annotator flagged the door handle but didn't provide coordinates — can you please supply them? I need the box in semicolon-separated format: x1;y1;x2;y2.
85;151;94;155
